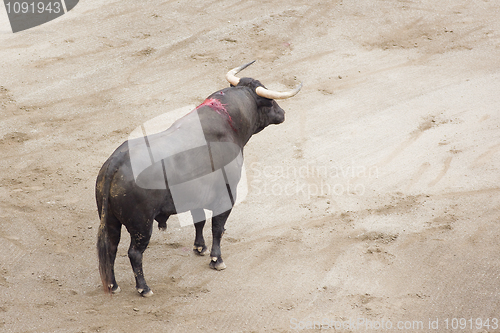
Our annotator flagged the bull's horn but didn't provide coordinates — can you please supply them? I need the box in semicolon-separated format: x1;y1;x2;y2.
225;60;256;86
255;82;303;100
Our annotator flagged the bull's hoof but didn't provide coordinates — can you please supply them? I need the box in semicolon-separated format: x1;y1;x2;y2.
137;288;154;297
193;245;209;256
111;285;121;294
209;257;226;271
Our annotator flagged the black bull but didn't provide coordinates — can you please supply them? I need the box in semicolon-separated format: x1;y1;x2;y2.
96;62;301;296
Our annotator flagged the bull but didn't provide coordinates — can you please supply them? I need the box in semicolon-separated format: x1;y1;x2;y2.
96;61;302;296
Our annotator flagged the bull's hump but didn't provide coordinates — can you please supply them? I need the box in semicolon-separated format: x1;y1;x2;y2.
196;97;237;133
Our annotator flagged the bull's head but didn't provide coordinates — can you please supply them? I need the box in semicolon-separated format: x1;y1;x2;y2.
225;61;302;133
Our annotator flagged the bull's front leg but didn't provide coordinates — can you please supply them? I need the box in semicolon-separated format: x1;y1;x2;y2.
192;209;209;256
209;209;231;270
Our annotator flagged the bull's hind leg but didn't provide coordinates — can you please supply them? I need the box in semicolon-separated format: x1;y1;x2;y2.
126;220;154;297
107;215;122;294
192;209;209;256
209;209;231;271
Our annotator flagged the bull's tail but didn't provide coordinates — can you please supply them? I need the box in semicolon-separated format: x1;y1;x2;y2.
97;214;113;293
96;158;118;294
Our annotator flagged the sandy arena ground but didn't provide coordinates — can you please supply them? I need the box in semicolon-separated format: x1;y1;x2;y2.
1;0;500;332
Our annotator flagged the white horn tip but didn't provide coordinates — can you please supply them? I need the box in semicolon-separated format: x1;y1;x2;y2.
226;60;256;86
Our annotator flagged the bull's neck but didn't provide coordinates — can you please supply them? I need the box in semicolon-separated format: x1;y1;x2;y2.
205;89;259;146
231;90;260;146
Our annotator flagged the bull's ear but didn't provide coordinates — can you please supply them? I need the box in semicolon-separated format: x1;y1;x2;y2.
256;96;274;108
